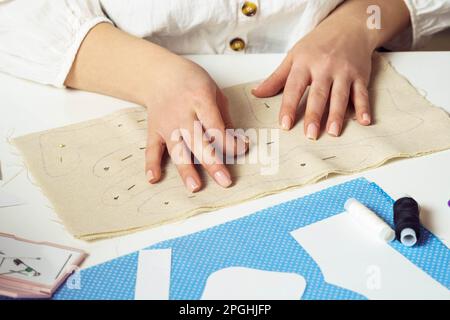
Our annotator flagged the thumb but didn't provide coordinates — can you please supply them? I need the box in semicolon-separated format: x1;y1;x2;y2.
252;55;292;98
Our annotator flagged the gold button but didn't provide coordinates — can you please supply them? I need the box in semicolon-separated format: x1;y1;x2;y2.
230;38;246;51
241;1;258;17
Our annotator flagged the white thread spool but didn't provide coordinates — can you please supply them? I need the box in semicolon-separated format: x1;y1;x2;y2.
345;198;395;242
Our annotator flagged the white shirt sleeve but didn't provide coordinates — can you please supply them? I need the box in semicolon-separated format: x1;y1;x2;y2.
386;0;450;50
0;0;112;88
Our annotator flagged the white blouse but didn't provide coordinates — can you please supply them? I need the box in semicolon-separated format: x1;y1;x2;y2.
0;0;449;88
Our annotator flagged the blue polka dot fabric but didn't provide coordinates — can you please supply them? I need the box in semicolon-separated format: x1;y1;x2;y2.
52;178;449;300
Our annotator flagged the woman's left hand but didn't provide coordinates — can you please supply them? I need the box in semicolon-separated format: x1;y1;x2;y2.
252;11;374;140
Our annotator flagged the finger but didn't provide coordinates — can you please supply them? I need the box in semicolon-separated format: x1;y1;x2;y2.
195;101;236;158
304;78;332;140
252;54;292;98
216;88;249;156
165;130;202;193
196;90;248;158
326;77;351;137
216;88;233;128
145;131;165;183
279;67;311;130
180;119;232;188
352;79;371;125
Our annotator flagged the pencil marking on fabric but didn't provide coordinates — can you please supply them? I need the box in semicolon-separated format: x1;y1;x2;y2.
121;154;133;161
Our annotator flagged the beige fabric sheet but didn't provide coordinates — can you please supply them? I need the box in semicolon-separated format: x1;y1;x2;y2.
13;54;450;240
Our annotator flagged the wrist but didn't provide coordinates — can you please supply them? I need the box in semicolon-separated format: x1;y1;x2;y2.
342;14;379;53
322;0;411;52
314;16;377;56
137;45;182;107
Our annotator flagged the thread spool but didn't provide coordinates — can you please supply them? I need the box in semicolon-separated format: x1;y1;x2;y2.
344;198;395;242
393;197;421;247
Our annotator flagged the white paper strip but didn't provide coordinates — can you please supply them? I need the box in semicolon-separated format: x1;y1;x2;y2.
134;249;172;300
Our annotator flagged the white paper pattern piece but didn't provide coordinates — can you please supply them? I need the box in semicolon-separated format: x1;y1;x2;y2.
201;267;306;300
290;212;450;300
134;249;172;300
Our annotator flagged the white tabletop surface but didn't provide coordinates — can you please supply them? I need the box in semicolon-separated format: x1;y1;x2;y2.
0;52;449;269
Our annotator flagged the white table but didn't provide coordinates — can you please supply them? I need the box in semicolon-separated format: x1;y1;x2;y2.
0;52;449;269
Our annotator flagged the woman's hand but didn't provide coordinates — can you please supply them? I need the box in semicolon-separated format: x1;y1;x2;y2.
252;0;410;140
252;19;373;139
66;23;247;192
143;54;247;192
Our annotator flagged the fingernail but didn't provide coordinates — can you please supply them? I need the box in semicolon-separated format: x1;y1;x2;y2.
237;133;250;144
253;81;263;91
328;122;340;137
306;123;318;140
146;170;155;182
185;176;199;192
362;113;371;124
281;115;292;130
214;170;232;188
234;134;250;155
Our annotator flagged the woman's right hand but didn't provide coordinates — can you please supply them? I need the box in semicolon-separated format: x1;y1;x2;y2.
143;54;248;192
66;23;247;192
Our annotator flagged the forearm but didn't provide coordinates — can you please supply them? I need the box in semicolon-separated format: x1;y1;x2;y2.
65;23;180;106
317;0;411;51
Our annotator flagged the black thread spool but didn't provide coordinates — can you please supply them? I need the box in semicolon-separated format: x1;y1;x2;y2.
393;197;421;247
